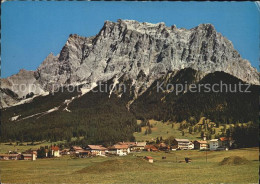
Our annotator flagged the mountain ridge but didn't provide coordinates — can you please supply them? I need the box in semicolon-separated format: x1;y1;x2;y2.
1;19;259;108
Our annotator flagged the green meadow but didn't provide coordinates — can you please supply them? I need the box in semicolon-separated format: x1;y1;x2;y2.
134;119;233;142
0;141;65;154
0;148;258;183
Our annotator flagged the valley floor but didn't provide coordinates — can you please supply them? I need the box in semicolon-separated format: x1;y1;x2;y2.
0;148;258;183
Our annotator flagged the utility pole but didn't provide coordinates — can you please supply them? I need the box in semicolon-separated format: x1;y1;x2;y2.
206;149;207;163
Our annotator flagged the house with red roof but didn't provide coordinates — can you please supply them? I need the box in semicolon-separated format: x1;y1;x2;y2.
144;145;158;152
218;137;234;148
51;146;60;157
144;156;153;163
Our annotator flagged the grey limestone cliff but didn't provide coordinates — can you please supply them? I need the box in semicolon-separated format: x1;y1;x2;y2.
1;19;259;108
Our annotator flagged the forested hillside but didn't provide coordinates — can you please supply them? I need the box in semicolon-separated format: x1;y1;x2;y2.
131;69;259;124
0;81;137;144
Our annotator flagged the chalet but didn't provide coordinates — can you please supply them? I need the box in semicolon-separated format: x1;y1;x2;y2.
108;144;130;156
51;146;60;157
209;139;219;150
144;145;158;152
0;154;21;160
86;145;107;156
144;156;153;163
22;153;36;160
194;140;208;150
172;139;190;150
132;142;146;151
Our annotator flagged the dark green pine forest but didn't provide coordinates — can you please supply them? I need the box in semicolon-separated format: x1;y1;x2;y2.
0;82;137;145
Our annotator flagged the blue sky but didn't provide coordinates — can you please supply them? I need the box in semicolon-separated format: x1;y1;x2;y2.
2;2;259;78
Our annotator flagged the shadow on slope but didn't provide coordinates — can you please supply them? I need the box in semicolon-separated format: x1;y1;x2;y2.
76;157;157;174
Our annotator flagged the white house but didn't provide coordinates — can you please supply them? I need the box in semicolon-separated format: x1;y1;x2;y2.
108;144;130;156
209;139;219;150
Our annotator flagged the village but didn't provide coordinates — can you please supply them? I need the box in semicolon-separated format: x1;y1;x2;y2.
0;137;233;163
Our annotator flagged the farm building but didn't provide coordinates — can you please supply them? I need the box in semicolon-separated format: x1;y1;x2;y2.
144;156;153;163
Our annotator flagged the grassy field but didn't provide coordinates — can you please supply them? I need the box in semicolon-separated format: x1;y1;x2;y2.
134;119;235;142
0;141;65;154
134;119;200;142
0;137;85;154
0;148;258;183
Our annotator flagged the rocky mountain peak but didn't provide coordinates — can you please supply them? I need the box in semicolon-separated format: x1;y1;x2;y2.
1;19;259;108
